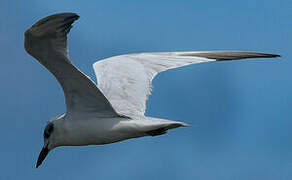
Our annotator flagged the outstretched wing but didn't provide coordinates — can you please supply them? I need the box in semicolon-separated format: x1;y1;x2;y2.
93;51;279;117
25;13;118;118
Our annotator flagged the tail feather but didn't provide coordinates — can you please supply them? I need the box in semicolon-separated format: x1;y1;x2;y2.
144;117;189;136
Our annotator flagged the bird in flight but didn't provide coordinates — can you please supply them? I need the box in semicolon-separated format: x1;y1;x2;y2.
24;13;280;168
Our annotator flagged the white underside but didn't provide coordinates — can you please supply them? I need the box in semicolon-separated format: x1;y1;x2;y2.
53;115;188;147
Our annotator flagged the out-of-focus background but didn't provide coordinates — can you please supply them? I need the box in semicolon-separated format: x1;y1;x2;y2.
1;1;291;179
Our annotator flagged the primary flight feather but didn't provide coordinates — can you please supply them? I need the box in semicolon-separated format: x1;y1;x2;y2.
24;13;280;168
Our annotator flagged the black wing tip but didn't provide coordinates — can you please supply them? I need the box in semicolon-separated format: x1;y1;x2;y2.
214;52;281;61
60;12;80;21
261;52;281;58
273;54;281;58
43;12;80;20
31;12;80;28
27;12;80;37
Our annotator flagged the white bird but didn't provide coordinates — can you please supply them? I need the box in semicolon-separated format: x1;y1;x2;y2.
24;13;280;168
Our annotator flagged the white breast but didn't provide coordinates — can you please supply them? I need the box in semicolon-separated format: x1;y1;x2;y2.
57;116;145;146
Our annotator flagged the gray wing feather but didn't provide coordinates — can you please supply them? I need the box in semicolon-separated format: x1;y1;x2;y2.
93;51;279;117
25;13;118;118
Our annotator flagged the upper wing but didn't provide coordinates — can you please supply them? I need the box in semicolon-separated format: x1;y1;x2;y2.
25;13;118;118
93;51;279;117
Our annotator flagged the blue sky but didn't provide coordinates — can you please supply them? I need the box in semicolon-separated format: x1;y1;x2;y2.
1;0;291;179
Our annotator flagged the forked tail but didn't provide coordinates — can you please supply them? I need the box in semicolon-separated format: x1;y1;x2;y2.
143;117;189;136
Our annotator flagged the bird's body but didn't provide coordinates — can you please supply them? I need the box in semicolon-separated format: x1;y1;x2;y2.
24;12;280;167
52;115;185;147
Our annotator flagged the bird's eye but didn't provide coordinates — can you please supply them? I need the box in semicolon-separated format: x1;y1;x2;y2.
44;131;50;139
47;123;54;133
43;123;54;139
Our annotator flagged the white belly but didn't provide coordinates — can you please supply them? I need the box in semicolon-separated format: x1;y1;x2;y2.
58;117;145;146
53;115;184;147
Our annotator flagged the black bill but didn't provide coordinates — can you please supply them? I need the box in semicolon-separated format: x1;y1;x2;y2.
36;146;49;168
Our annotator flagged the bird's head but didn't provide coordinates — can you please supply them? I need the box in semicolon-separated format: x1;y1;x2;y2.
36;122;55;168
36;114;64;168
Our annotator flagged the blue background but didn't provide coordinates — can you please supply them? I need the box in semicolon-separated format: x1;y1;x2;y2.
1;0;291;179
